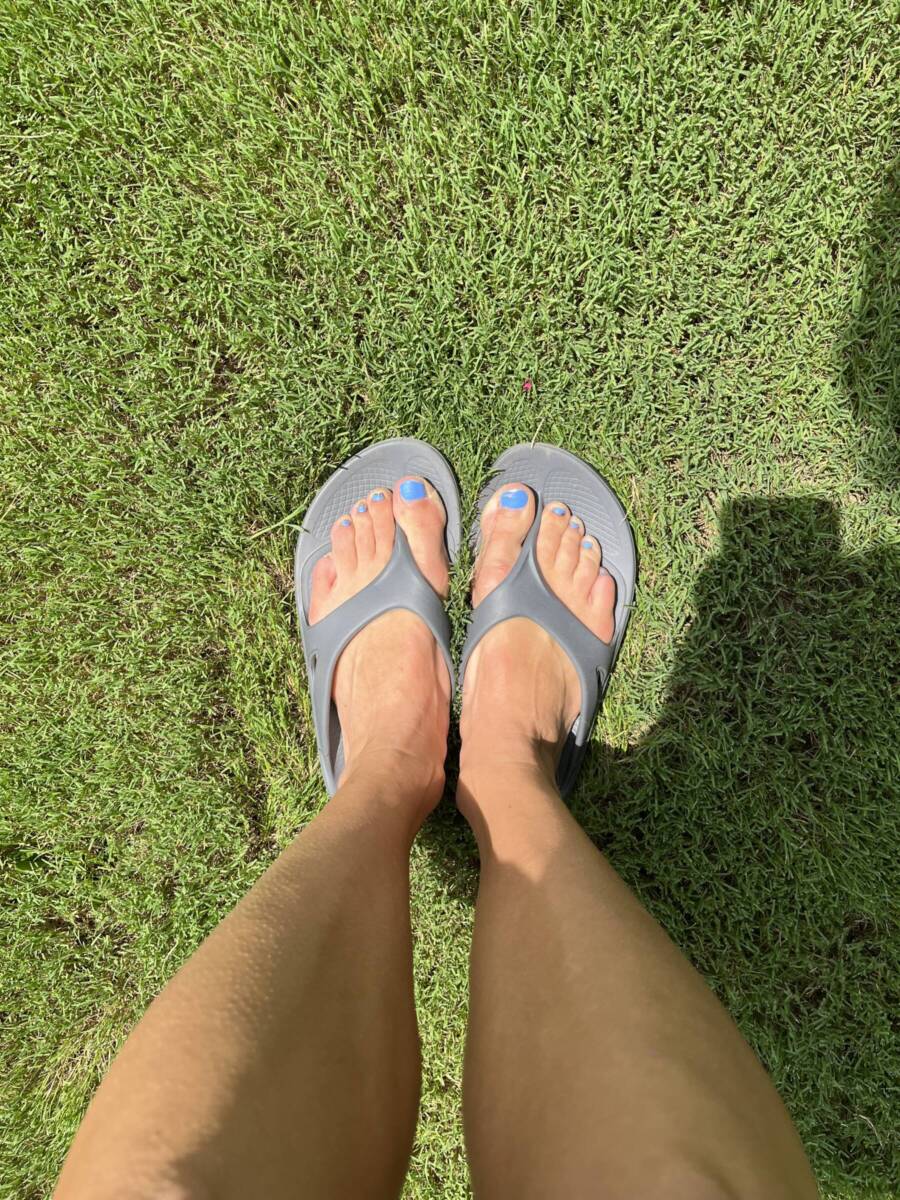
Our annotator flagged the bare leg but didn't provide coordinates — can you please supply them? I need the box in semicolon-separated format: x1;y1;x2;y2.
458;486;817;1200
55;477;452;1200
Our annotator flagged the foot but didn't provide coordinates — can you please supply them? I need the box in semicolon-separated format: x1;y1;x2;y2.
308;477;451;804
458;484;616;786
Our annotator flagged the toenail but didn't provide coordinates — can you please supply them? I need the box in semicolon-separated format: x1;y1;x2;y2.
569;518;581;529
356;502;367;513
340;518;351;527
371;491;386;502
400;479;427;501
551;505;566;516
582;538;593;549
500;488;527;509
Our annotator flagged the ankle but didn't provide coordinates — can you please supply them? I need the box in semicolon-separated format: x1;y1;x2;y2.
456;759;568;868
456;755;558;820
459;734;558;792
339;745;445;816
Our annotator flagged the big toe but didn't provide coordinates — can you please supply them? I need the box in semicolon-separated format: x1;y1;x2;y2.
472;483;537;605
393;476;449;597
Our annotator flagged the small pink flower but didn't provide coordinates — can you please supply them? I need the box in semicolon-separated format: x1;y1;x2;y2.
523;378;533;392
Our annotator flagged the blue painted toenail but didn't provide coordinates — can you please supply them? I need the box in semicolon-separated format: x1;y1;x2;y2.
340;518;351;526
357;502;367;513
400;479;427;501
582;538;593;549
371;491;385;501
570;518;580;528
552;505;566;516
500;488;527;509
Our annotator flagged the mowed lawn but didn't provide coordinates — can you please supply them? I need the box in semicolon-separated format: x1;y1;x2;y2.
2;0;898;1196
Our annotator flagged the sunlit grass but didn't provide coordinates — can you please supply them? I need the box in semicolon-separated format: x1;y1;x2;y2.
1;1;897;1196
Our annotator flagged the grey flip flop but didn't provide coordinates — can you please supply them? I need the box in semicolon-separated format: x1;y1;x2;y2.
459;443;637;797
295;438;461;794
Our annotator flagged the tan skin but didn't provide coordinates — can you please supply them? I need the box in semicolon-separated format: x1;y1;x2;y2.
55;477;818;1200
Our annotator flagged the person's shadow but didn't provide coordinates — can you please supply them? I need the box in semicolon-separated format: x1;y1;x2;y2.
421;495;899;1196
841;157;899;489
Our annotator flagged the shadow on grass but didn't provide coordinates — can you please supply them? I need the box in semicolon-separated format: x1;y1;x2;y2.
841;156;899;490
419;495;899;1198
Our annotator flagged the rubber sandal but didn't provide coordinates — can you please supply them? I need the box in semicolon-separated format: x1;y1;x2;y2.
459;443;637;797
294;438;461;794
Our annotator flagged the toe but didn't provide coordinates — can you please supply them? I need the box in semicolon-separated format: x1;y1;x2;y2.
555;514;584;574
313;552;337;588
473;483;536;604
574;534;601;593
368;487;394;551
393;475;449;596
590;568;617;643
307;553;337;623
536;501;570;561
331;513;357;571
351;497;376;561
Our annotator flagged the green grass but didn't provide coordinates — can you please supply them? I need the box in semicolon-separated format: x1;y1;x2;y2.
1;0;898;1196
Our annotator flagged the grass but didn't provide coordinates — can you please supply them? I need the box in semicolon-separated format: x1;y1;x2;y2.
1;0;898;1195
